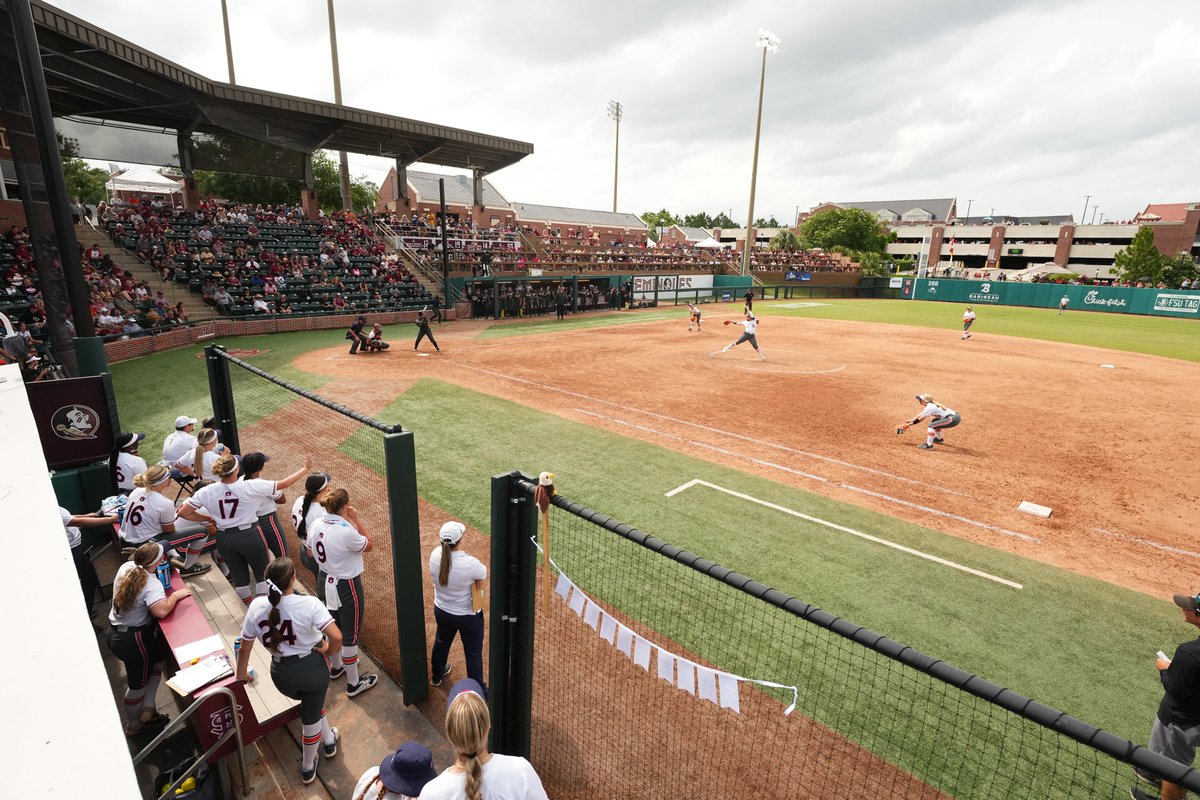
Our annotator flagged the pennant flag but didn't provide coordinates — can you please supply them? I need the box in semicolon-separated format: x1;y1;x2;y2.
583;599;601;630
949;236;956;257
568;586;586;616
677;660;696;695
555;573;571;601
718;673;741;713
656;649;675;684
616;625;633;657
697;666;718;705
599;613;617;644
633;636;652;670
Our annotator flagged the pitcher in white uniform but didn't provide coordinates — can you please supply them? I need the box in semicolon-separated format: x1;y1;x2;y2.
236;557;342;786
721;312;765;360
179;452;312;603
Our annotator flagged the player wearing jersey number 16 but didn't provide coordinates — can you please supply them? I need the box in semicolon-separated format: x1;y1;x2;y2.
178;453;313;604
120;464;211;577
237;557;342;785
308;488;378;697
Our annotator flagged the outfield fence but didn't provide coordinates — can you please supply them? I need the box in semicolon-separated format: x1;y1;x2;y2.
204;345;430;703
489;472;1199;800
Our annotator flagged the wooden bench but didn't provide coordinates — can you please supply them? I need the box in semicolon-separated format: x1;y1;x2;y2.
157;566;299;761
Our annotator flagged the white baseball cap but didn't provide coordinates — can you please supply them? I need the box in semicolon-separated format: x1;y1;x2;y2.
175;415;198;429
439;521;465;545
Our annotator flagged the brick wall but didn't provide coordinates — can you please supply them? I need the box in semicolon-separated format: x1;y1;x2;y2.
0;198;26;228
103;308;458;363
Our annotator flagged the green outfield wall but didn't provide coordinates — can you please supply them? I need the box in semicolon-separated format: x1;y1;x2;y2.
901;278;1200;318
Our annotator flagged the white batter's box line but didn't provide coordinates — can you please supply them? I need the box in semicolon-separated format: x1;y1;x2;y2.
666;479;1023;590
574;408;1037;545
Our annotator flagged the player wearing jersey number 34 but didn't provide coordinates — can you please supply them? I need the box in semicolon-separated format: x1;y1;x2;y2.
178;453;313;604
237;557;342;786
308;488;378;697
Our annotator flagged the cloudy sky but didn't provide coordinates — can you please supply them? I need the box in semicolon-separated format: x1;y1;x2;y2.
46;0;1200;224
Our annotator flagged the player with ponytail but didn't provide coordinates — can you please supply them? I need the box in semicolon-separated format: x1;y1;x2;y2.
419;678;547;800
898;393;963;450
428;521;487;690
174;427;221;480
291;472;331;581
237;556;343;785
121;465;211;577
106;542;192;736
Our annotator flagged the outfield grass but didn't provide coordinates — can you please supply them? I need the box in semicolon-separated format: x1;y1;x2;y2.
757;298;1200;361
469;298;1200;361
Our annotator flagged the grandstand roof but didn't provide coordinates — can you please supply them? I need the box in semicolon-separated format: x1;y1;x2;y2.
407;170;508;207
510;202;648;230
957;214;1075;225
1;0;533;175
673;226;717;242
833;198;957;222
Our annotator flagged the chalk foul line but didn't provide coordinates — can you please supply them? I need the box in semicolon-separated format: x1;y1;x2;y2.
666;479;1023;590
1092;527;1200;561
574;408;1038;545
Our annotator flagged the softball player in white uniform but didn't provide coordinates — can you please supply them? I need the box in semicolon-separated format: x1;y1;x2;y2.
900;394;962;450
120;465;211;577
291;472;330;581
308;488;377;697
961;307;976;339
161;416;198;465
722;312;765;360
107;542;192;735
240;452;289;559
179;453;312;603
111;432;147;493
237;557;342;785
175;427;221;481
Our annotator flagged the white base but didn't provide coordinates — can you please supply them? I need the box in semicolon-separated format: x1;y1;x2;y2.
1018;500;1053;518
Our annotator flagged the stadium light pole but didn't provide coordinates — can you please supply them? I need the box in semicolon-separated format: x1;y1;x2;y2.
741;29;780;277
964;199;973;225
219;0;236;83
326;0;353;212
607;100;622;213
1080;195;1091;225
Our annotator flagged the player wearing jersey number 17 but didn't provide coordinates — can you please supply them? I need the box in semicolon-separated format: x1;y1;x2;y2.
237;557;342;785
308;488;377;697
179;453;313;604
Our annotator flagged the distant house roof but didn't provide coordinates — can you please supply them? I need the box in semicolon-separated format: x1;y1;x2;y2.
407;170;508;208
834;198;957;222
511;202;647;229
956;214;1075;225
716;227;783;240
672;225;716;242
1138;203;1191;223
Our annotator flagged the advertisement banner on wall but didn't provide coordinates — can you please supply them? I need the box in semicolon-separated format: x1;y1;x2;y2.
1153;293;1200;314
632;274;713;300
908;278;1198;317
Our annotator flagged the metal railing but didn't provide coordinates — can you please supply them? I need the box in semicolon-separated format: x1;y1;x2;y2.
132;685;249;800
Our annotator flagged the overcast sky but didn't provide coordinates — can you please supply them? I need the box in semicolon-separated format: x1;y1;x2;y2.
46;0;1200;224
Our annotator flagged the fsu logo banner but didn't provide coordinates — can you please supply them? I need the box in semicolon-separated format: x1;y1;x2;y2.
27;377;115;469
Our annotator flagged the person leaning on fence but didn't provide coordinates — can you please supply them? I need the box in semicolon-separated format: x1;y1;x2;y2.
1130;592;1200;800
240;452;290;559
292;472;330;582
353;742;438;800
307;487;378;698
428;521;487;692
418;678;547;800
236;557;342;786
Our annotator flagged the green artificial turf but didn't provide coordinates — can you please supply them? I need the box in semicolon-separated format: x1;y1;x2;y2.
476;307;687;338
756;298;1200;361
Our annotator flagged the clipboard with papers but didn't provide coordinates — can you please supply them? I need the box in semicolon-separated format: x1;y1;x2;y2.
166;654;234;696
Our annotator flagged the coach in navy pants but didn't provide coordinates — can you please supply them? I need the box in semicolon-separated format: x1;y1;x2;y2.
429;521;487;692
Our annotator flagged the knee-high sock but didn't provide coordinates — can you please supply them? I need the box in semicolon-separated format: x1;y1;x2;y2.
181;546;201;568
300;722;322;772
234;584;251;603
123;688;146;723
253;581;268;598
216;552;230;577
926;428;936;445
319;712;335;745
342;645;360;686
328;648;343;671
141;667;163;712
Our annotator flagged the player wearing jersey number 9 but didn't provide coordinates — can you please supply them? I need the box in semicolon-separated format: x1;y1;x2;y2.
179;453;314;604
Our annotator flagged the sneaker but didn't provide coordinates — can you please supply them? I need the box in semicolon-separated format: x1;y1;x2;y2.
1132;768;1160;785
323;727;340;758
917;443;934;450
347;674;378;697
179;562;212;577
1130;787;1156;800
329;664;346;680
431;664;452;687
934;438;945;444
301;766;317;785
721;346;730;353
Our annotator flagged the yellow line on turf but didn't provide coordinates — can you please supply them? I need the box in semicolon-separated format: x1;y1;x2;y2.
665;479;1023;590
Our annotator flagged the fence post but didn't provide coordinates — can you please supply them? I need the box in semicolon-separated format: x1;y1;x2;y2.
383;430;429;705
204;344;240;454
489;471;537;757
